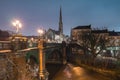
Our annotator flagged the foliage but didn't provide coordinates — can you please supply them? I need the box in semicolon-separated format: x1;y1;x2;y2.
0;29;10;37
0;53;38;80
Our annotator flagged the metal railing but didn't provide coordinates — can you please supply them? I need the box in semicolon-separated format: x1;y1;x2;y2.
0;41;11;50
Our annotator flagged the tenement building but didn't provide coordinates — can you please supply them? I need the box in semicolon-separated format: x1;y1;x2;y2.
71;25;120;58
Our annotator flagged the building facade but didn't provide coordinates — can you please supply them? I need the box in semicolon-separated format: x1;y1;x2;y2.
71;25;91;43
71;25;120;58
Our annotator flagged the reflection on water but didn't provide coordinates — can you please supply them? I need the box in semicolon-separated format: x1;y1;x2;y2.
63;64;72;80
54;63;113;80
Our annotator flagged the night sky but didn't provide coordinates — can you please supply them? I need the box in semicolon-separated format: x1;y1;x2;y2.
0;0;120;36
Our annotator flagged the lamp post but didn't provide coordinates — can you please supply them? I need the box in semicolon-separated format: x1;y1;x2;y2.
37;29;49;80
12;20;22;34
11;20;23;51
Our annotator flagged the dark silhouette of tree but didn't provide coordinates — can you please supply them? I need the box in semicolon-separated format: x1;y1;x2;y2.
0;30;10;37
0;29;11;40
80;32;108;60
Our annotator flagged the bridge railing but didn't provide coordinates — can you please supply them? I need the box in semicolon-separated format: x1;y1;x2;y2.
0;40;64;62
0;40;65;63
25;42;62;62
0;41;11;50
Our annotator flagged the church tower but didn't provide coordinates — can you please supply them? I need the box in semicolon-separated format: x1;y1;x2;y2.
59;7;63;34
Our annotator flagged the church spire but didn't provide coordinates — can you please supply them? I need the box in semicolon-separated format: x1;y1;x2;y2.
59;6;63;34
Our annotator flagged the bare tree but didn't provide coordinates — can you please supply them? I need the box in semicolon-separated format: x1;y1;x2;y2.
79;32;108;63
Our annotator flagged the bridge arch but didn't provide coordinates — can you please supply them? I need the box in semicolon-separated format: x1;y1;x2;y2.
27;55;38;69
28;55;37;64
47;49;63;64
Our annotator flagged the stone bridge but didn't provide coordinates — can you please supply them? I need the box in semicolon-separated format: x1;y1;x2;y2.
0;36;67;80
26;42;66;65
0;41;66;64
0;37;66;80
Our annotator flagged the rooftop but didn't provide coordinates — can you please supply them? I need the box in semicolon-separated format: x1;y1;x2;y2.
92;29;108;33
109;31;120;36
73;25;91;29
48;28;60;35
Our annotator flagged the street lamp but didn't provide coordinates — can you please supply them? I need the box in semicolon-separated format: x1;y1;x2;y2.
37;29;44;38
37;29;49;80
11;20;25;52
12;20;22;34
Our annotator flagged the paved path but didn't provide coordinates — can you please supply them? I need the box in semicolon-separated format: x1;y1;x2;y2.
53;63;113;80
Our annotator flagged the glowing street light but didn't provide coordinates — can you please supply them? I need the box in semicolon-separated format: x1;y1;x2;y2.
12;20;22;34
38;29;43;35
37;29;44;38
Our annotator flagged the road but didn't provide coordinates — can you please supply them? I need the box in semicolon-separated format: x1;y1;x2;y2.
53;63;113;80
